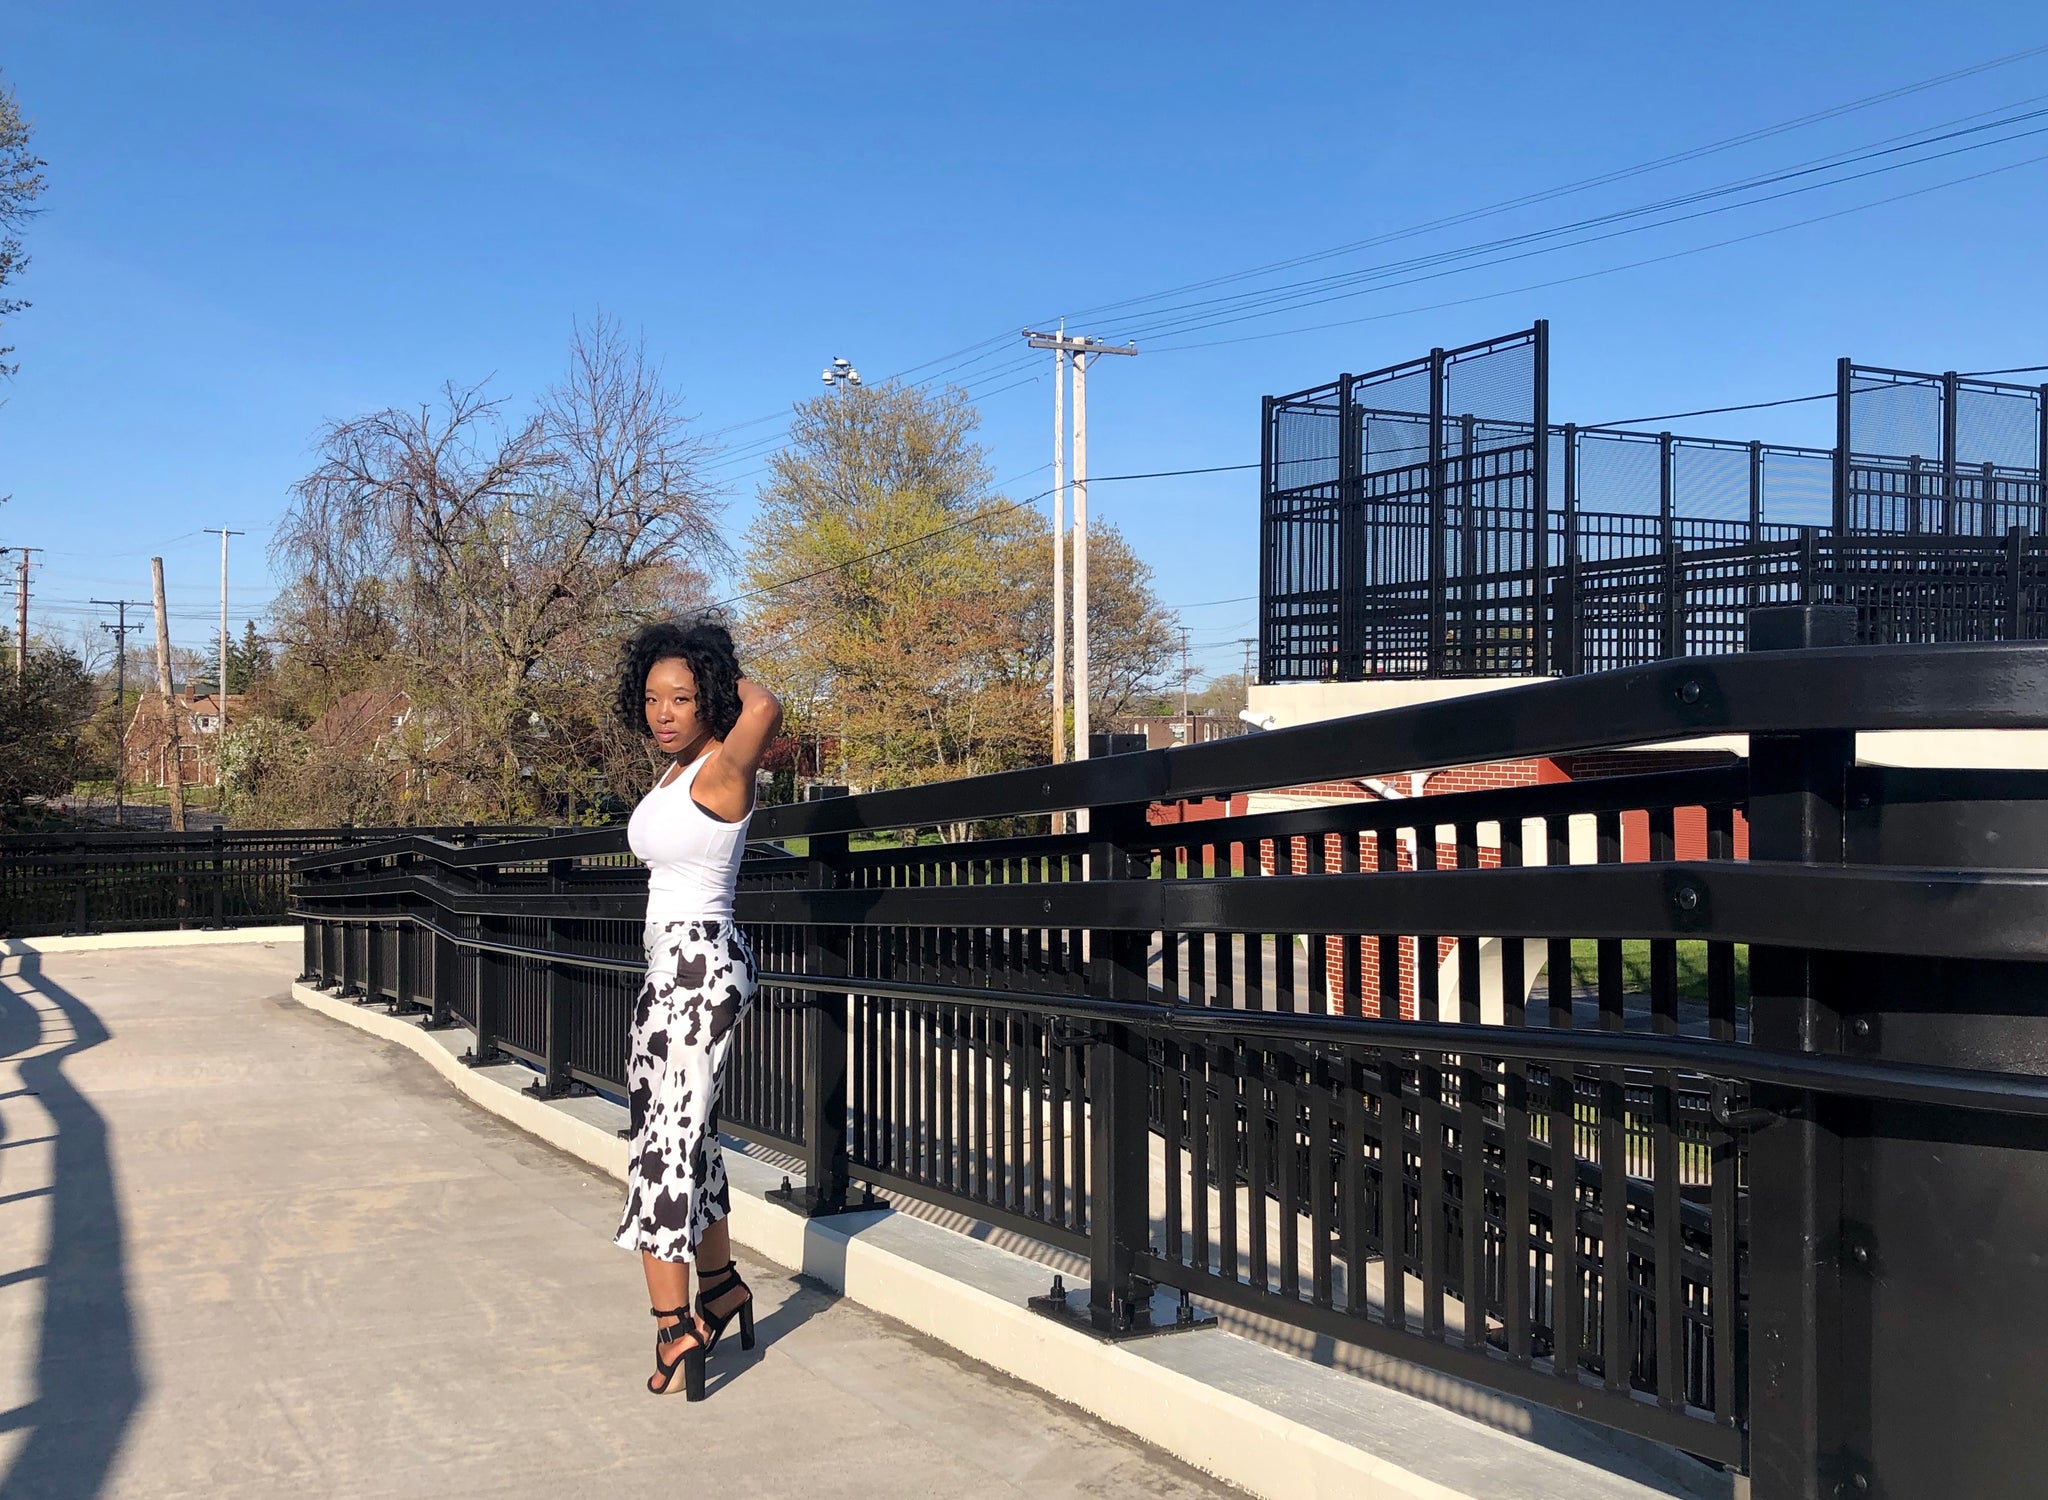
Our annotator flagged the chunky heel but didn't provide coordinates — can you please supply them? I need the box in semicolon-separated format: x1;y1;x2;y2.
648;1305;708;1398
695;1259;755;1356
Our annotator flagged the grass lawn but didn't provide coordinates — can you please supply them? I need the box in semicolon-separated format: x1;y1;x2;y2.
1566;938;1750;1003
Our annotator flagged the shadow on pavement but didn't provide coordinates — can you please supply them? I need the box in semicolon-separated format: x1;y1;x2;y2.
0;954;142;1500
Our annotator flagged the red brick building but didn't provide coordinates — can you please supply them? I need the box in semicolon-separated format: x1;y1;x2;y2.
125;689;246;790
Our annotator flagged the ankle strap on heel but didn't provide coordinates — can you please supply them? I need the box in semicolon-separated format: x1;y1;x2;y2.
697;1263;746;1299
651;1305;693;1344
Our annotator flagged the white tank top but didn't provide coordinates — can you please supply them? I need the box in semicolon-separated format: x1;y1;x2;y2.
627;754;751;925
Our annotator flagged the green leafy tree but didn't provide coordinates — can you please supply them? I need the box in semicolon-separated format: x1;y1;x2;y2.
742;381;1174;794
227;620;273;694
0;643;97;815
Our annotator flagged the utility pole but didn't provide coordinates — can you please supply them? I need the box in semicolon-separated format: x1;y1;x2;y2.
93;598;146;827
204;528;244;805
151;557;187;833
1239;637;1258;711
1051;341;1070;835
1023;331;1136;822
4;546;40;679
1177;625;1192;740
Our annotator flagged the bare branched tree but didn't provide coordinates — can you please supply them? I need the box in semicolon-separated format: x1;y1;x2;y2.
268;318;724;819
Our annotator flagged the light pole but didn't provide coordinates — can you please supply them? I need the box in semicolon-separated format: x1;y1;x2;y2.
821;356;863;399
813;359;862;794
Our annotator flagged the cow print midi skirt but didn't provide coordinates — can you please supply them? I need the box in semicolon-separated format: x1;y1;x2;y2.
613;918;758;1263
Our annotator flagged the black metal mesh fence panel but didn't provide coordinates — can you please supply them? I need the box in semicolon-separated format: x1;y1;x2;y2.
1672;441;1750;525
1847;366;2045;535
1263;387;1345;679
1263;334;2048;679
1848;369;1943;463
1760;447;1834;528
1956;382;2041;471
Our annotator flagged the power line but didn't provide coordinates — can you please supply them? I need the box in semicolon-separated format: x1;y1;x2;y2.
1127;109;2048;346
1110;100;2048;341
1147;144;2048;353
1584;391;1837;429
1050;42;2048;331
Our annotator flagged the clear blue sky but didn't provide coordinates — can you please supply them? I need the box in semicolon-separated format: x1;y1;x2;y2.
3;2;2047;680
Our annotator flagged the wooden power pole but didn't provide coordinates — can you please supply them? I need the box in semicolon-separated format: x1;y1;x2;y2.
152;556;187;832
93;597;146;827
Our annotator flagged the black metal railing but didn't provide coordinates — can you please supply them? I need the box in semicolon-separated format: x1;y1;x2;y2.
1263;323;2048;682
0;825;555;938
293;619;2048;1496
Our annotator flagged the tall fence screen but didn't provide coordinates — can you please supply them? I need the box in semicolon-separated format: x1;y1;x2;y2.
1843;364;2047;537
1263;325;1547;681
1263;328;2048;680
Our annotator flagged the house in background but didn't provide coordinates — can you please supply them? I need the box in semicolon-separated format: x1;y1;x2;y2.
307;687;414;759
125;688;247;790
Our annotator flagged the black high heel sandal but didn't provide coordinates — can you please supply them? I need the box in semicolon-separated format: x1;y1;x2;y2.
648;1305;707;1400
694;1261;756;1355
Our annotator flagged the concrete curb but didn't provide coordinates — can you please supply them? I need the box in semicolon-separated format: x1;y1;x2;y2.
1;925;302;956
291;981;1722;1500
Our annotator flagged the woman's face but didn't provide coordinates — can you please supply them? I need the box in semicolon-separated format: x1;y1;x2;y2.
644;657;706;755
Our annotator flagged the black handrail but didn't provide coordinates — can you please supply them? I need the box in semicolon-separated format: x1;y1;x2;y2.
291;626;2048;1486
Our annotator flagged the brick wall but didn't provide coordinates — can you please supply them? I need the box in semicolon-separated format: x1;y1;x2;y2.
1209;750;1747;1016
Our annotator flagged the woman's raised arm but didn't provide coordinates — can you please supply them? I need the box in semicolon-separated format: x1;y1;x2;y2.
694;678;783;823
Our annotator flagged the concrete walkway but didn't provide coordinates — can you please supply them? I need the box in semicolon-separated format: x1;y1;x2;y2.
0;941;1232;1500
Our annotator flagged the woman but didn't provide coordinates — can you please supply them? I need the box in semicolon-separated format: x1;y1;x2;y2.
611;615;782;1399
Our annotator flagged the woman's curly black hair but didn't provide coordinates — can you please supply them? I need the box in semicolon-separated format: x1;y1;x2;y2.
614;614;744;741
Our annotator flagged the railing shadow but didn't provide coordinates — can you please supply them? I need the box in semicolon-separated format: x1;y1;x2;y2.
0;954;142;1500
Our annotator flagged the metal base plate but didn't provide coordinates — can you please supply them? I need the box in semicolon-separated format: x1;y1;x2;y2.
1026;1278;1216;1343
765;1179;885;1219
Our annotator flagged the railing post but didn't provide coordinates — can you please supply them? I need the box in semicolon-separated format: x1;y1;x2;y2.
338;914;361;998
1743;602;1857;1500
209;824;227;929
2006;524;2027;641
298;914;320;985
1663;534;1684;662
1259;393;1276;685
394;915;413;1012
1560;422;1580;676
361;916;384;1006
1832;356;1852;534
779;831;858;1215
533;858;576;1098
68;855;91;937
1941;369;1960;534
1085;801;1158;1333
1427;346;1448;677
1749;438;1764;538
1531;318;1551;676
423;909;458;1029
1335;374;1362;681
462;871;500;1066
